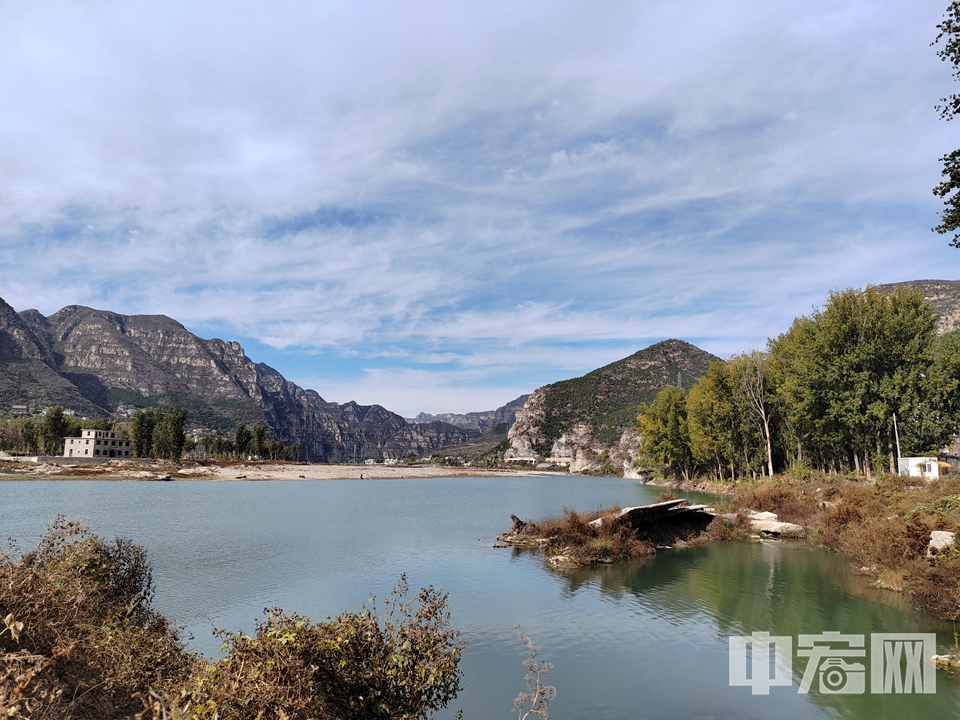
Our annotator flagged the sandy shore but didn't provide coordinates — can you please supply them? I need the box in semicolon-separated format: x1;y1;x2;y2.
0;458;551;481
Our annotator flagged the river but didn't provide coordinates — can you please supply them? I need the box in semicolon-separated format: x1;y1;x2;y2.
1;475;957;719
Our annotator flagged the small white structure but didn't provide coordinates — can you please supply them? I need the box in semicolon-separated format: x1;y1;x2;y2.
897;456;940;480
63;429;132;459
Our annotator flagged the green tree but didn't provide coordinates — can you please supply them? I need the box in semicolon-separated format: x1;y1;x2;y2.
130;409;158;458
152;407;187;460
234;422;252;459
637;386;694;481
769;286;948;477
37;406;71;455
251;423;267;459
688;361;741;481
933;1;960;245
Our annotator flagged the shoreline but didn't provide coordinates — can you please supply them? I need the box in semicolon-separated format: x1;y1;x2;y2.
0;458;564;482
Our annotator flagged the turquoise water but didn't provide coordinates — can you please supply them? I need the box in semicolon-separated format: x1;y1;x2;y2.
1;475;958;719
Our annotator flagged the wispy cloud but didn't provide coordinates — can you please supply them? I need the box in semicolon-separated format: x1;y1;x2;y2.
0;0;956;413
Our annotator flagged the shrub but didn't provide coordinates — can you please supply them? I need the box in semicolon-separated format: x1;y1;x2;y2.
2;523;465;720
0;518;197;719
186;576;464;720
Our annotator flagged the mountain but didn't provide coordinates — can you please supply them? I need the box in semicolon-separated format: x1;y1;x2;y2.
506;339;719;473
0;299;478;462
877;279;960;335
408;394;530;431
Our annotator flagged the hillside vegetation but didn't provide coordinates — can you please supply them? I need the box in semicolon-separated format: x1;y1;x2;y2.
520;340;717;456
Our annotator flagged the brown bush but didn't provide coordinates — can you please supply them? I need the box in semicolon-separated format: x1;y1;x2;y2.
0;518;198;720
2;523;466;720
184;577;464;720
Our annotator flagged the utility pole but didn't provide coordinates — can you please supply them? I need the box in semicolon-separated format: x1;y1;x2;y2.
893;413;902;471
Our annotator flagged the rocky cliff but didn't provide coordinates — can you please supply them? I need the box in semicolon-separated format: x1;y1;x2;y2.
0;298;477;462
877;279;960;335
507;339;718;473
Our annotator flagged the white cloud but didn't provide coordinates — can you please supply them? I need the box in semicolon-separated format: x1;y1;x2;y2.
0;0;956;412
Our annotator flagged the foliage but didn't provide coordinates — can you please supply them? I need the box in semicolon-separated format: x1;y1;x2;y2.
36;406;81;455
2;525;467;720
640;287;960;481
637;386;694;481
0;410;122;456
0;519;198;719
130;407;188;460
723;474;960;620
504;504;712;565
186;576;463;720
200;424;299;461
768;286;952;476
933;1;960;245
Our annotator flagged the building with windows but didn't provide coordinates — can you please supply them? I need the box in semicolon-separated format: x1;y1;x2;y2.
63;429;132;459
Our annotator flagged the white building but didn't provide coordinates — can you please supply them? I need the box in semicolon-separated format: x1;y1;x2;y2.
897;456;940;480
63;429;132;459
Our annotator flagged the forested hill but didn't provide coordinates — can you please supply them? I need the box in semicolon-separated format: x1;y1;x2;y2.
0;297;476;462
506;340;718;468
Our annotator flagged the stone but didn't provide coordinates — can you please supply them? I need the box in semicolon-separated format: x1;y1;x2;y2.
927;530;957;557
751;520;804;536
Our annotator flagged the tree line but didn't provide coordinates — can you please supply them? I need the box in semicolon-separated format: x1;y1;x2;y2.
0;407;301;462
638;287;960;481
199;421;302;461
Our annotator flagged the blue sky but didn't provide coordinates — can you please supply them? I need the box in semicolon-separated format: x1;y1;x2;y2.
1;0;958;416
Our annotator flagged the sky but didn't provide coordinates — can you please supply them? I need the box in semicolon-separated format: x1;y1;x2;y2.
1;0;959;417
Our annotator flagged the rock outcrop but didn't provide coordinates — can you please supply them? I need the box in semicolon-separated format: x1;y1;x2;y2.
507;339;718;472
877;279;960;335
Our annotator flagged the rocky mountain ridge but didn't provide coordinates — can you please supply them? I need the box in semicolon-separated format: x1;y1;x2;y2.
408;394;530;431
0;298;477;462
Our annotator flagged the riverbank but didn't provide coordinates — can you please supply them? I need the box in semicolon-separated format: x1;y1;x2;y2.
0;457;544;481
645;470;960;620
508;470;960;621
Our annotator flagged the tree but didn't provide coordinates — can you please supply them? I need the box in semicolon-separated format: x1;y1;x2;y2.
130;407;187;460
637;386;694;481
933;2;960;245
730;351;775;477
130;409;157;458
234;422;252;459
769;286;949;477
251;423;267;459
152;407;187;460
687;360;746;481
37;406;71;455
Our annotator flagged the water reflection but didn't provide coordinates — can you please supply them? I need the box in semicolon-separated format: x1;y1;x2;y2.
551;540;960;718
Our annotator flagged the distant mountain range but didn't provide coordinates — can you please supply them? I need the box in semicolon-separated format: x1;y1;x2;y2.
407;395;530;432
0;297;522;462
5;280;954;470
